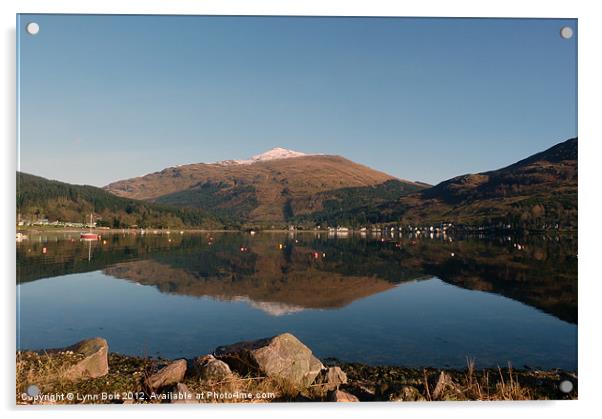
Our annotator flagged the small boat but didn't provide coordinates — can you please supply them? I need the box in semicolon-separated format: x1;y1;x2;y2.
80;232;99;240
16;232;28;241
80;213;99;240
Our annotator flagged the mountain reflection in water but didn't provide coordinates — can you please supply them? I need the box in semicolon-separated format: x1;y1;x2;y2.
18;231;577;323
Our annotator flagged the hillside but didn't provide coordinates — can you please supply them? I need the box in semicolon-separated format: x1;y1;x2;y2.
320;138;578;229
104;148;426;226
21;139;576;230
16;172;222;229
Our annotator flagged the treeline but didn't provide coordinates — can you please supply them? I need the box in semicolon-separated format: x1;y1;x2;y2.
300;195;578;231
289;180;425;228
16;172;224;229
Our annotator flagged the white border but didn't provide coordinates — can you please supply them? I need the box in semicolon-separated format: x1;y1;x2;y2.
2;2;601;419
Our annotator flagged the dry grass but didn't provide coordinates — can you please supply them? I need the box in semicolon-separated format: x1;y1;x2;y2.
17;351;573;404
17;351;151;405
17;349;306;405
421;359;533;401
16;350;88;403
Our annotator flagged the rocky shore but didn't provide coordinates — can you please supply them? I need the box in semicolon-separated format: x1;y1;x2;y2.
16;333;577;404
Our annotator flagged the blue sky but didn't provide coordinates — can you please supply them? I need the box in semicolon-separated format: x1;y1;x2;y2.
17;15;577;186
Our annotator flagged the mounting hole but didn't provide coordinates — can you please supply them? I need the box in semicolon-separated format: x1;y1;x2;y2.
26;22;40;35
26;384;40;397
560;26;573;40
559;380;573;393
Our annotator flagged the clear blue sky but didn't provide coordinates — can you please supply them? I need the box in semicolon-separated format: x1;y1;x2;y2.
17;15;577;186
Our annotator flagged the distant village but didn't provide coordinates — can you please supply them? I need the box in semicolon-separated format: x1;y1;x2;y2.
318;222;454;237
18;215;563;236
18;218;102;229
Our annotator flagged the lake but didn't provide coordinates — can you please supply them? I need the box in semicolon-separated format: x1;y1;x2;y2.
16;231;577;370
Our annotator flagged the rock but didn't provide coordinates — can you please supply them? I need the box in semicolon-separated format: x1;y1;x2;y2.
147;359;187;390
432;371;453;400
314;366;348;390
345;383;376;401
215;333;324;389
48;337;109;382
171;383;199;404
388;385;426;402
193;354;232;381
329;389;359;402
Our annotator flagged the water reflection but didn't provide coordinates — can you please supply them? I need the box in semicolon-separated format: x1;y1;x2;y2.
16;231;577;368
17;232;577;323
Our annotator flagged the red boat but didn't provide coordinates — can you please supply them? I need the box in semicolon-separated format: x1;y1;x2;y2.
80;214;99;240
80;232;99;240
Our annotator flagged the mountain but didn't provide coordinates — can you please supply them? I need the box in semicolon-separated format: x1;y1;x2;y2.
21;138;576;230
16;172;222;229
321;138;578;229
104;148;426;226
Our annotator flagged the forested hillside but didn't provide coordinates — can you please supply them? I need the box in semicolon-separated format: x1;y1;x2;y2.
17;172;223;229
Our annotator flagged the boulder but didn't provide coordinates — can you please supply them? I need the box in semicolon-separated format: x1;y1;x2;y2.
46;337;109;382
147;359;187;390
314;366;348;390
329;389;359;402
388;385;426;402
193;354;232;381
432;371;453;400
171;383;199;404
215;333;324;389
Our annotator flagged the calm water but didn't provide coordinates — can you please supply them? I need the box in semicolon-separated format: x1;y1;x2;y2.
17;231;577;370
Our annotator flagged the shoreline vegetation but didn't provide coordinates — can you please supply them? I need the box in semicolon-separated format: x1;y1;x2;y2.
17;334;577;404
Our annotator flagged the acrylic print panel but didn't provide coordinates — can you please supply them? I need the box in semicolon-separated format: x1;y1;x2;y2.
16;15;577;404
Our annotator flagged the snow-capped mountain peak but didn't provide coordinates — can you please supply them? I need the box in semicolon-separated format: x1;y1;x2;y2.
213;147;313;166
250;147;308;162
